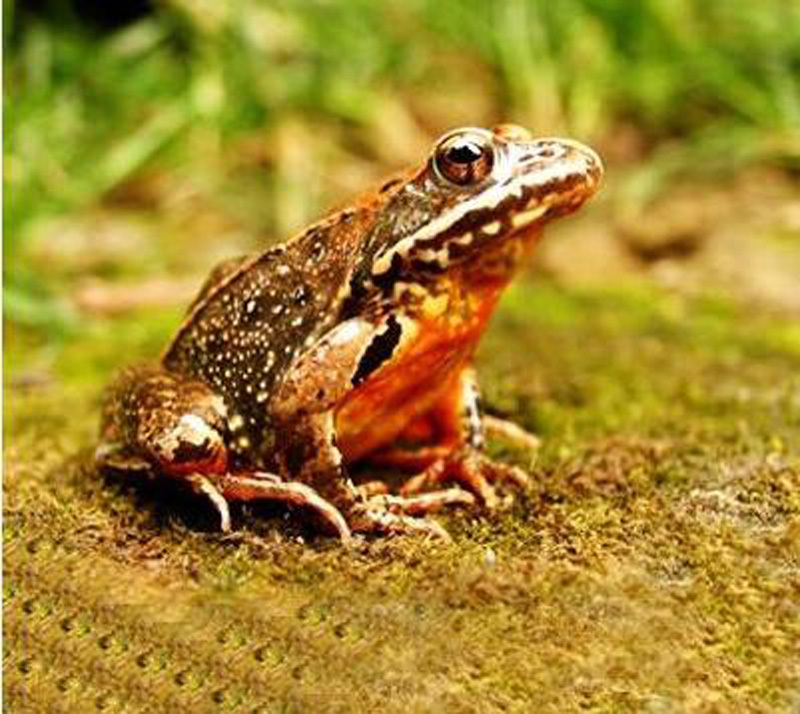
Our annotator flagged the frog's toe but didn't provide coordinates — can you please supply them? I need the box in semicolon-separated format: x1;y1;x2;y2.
349;505;451;541
365;488;476;516
483;415;541;452
400;449;529;510
184;472;232;532
219;473;352;543
345;488;471;540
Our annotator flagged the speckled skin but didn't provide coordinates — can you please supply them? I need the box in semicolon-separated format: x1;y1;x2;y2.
98;124;603;541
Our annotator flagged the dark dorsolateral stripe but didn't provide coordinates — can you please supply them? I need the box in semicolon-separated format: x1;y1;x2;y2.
351;315;403;386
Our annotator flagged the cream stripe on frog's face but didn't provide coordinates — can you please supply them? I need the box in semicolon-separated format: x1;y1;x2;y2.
370;130;602;278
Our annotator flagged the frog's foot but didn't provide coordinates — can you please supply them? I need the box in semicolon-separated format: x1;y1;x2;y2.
347;489;476;540
483;415;541;452
349;504;450;540
363;488;476;515
219;472;352;543
400;448;529;510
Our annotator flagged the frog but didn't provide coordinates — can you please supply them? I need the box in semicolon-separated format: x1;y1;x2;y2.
97;123;603;542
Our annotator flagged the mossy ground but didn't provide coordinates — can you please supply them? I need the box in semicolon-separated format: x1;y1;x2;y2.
6;2;800;710
5;274;800;712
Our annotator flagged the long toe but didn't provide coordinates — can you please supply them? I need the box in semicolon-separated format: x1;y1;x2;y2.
367;488;476;516
219;473;352;542
186;473;233;532
483;415;541;452
349;506;451;541
399;449;530;510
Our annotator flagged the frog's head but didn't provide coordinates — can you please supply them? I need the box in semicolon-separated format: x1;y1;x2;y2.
364;124;602;291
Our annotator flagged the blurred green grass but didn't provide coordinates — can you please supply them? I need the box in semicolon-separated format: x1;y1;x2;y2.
4;0;800;329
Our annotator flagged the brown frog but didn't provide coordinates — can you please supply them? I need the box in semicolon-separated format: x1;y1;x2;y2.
97;124;603;542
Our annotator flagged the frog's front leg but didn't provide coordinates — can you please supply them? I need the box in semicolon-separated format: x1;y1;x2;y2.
97;366;350;539
270;317;474;537
378;368;535;509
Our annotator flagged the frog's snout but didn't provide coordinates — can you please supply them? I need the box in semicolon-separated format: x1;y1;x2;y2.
509;136;604;215
561;138;604;192
534;138;603;187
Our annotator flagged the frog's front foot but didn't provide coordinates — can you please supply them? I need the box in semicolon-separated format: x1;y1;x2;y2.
400;448;529;510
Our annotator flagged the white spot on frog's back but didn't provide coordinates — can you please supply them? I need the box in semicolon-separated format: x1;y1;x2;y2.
228;413;245;431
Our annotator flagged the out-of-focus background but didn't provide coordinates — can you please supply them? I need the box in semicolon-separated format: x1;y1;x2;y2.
5;2;800;712
7;0;800;330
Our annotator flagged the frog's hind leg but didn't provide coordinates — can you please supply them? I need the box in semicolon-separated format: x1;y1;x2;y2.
96;444;235;533
185;472;232;532
97;365;236;530
98;366;356;538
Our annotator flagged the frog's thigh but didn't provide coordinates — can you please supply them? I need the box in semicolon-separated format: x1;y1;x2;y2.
98;365;229;478
98;365;234;529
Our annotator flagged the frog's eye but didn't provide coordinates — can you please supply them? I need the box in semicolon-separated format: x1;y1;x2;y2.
434;132;494;186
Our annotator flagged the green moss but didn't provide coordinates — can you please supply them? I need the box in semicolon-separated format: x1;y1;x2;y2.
5;279;800;711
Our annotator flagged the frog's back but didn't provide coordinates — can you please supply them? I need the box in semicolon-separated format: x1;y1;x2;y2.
160;196;392;455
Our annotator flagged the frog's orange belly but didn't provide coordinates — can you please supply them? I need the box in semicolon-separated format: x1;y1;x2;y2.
335;326;476;462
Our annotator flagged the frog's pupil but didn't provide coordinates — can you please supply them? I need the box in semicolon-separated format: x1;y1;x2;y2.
447;141;483;164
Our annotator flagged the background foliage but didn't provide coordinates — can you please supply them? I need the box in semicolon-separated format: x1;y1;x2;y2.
5;0;800;330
